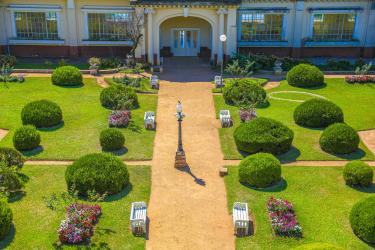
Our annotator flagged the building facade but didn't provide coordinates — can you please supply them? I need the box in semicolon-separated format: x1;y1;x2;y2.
0;0;374;64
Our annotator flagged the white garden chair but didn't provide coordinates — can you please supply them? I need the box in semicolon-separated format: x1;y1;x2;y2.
219;110;232;128
130;201;147;235
150;75;159;89
233;202;250;236
144;111;156;130
215;75;224;88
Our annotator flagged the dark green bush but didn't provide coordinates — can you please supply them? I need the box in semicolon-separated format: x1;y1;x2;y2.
238;153;281;188
0;147;24;169
293;243;344;250
223;78;267;106
100;84;139;110
319;123;359;154
349;196;375;244
21;100;63;128
0;198;13;240
13;125;41;151
100;57;122;69
343;161;373;187
0;165;24;196
234;117;294;155
287;64;324;88
100;128;125;151
0;55;16;68
51;66;83;86
65;153;129;195
293;98;344;128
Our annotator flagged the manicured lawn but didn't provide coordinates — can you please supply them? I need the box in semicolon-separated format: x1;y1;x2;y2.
105;77;158;94
0;77;157;160
0;164;150;249
224;165;375;250
214;78;375;161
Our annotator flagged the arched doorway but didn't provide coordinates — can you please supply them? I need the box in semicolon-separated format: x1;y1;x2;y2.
159;16;212;60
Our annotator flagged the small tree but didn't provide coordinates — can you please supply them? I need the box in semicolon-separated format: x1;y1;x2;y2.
125;11;144;62
355;62;372;76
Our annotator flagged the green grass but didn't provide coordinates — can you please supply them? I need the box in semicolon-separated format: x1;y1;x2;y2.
212;77;268;93
105;77;158;94
214;78;375;161
224;165;375;250
0;77;157;160
0;164;150;249
15;62;89;70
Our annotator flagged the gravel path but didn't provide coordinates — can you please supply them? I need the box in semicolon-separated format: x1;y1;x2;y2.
146;81;235;250
0;129;9;141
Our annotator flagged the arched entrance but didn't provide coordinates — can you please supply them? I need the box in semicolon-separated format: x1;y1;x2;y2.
159;16;212;59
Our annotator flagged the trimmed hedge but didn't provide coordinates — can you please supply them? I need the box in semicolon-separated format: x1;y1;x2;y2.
238;153;281;188
100;84;139;110
287;64;324;88
294;98;344;128
0;198;13;240
223;78;267;106
13;125;41;151
343;161;373;187
51;66;83;86
349;196;375;244
65;153;129;195
319;123;359;154
0;147;24;169
293;243;344;250
234;117;294;155
21;100;63;128
100;128;125;151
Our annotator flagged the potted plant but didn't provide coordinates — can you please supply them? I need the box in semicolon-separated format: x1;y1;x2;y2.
88;57;101;76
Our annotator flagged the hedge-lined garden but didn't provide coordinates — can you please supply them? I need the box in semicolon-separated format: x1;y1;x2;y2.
0;76;157;160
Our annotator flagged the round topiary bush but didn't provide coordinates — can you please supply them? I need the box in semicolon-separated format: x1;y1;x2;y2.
0;198;13;240
287;64;324;88
294;98;344;128
319;123;359;154
65;153;129;195
343;161;373;187
100;84;139;110
51;66;83;86
293;243;344;250
222;78;267;106
0;147;24;169
12;125;41;151
21;100;63;128
238;153;281;188
349;196;375;244
100;128;125;151
233;117;294;155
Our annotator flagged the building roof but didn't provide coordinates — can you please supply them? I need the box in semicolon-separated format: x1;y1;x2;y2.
131;0;240;6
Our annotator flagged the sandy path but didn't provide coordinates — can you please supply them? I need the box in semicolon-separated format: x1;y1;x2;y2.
0;129;9;140
146;81;234;250
359;129;375;155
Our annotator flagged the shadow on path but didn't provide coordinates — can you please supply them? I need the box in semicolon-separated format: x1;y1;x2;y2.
177;164;206;186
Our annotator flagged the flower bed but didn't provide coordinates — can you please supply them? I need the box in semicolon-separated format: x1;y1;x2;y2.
345;75;375;84
267;197;302;237
58;203;102;244
108;110;131;127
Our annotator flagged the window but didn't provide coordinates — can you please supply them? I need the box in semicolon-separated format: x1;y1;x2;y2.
240;12;284;41
312;13;356;41
87;13;131;41
14;12;59;40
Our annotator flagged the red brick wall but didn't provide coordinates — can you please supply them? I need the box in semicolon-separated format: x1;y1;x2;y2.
238;46;375;58
7;45;132;58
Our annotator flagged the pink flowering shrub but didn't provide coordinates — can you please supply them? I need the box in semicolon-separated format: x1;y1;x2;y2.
345;75;375;84
267;197;302;237
58;203;102;244
108;110;131;127
239;109;257;122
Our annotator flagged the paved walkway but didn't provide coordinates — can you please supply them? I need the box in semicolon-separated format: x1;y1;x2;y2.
146;81;234;250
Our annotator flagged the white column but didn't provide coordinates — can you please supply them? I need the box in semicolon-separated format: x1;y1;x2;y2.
217;8;227;64
145;8;155;65
135;7;145;60
226;8;237;58
66;0;78;56
291;0;305;57
364;1;375;49
0;6;6;48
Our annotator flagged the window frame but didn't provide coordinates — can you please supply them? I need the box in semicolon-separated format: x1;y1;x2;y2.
8;5;62;42
308;10;360;42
